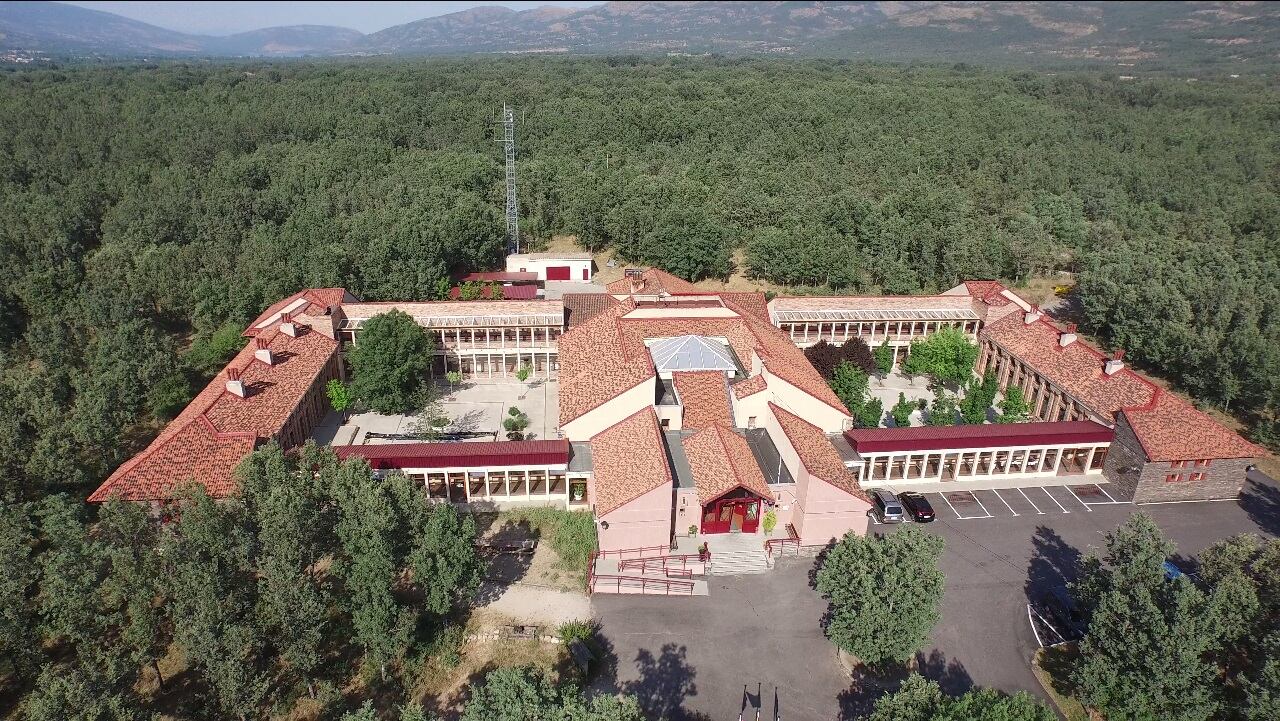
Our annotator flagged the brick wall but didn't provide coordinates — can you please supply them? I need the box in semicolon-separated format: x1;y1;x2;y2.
1106;415;1252;503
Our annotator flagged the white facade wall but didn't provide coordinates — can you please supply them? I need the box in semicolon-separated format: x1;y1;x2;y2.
506;256;593;282
561;379;656;442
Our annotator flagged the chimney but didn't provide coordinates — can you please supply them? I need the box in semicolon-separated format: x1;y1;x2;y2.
1104;349;1126;376
253;337;275;365
225;367;247;398
1059;323;1078;347
1023;304;1043;325
280;312;299;337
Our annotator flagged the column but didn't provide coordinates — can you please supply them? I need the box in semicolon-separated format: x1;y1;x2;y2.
545;467;552;497
936;453;948;481
524;470;531;499
1050;449;1063;474
1084;447;1097;473
504;470;511;498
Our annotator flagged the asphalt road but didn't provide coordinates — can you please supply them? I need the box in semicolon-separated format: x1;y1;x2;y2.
590;470;1280;721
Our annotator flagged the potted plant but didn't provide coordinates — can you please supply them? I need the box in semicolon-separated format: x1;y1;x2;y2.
688;524;698;538
698;542;710;562
762;510;778;536
571;482;585;502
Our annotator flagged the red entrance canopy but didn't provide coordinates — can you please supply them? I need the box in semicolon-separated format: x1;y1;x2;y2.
335;439;569;470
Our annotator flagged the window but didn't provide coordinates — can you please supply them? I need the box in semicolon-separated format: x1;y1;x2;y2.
660;419;670;428
1164;473;1184;483
1188;472;1207;482
1195;459;1213;468
747;416;758;429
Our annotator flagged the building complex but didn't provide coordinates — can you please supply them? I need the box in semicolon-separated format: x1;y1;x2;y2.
91;263;1263;562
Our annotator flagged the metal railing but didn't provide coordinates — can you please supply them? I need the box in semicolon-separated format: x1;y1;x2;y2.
596;545;670;560
589;573;697;595
617;554;704;575
765;524;801;560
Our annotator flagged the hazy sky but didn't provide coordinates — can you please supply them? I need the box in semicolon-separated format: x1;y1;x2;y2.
67;1;604;35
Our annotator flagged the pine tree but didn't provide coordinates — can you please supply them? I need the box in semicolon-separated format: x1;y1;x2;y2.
1071;513;1220;721
0;499;39;681
815;527;945;666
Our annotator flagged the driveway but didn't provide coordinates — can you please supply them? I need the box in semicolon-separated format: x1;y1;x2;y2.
591;470;1280;720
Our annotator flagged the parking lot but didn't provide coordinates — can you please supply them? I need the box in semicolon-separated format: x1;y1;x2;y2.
591;471;1280;720
870;482;1129;525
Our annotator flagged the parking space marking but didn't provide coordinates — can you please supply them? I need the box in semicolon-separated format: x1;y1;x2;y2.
1041;487;1070;513
990;489;1019;516
969;492;993;519
1063;485;1092;512
1095;484;1118;503
935;492;964;520
1018;488;1045;514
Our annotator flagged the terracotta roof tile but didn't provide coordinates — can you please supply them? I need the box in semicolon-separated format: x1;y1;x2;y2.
682;424;774;505
606;268;702;296
981;313;1155;424
981;313;1260;462
961;280;1012;307
246;288;349;336
672;372;733;430
563;293;618;328
341;300;563;325
589;407;673;516
559;294;848;425
719;292;770;322
90;320;339;503
769;403;868;501
732;374;767;399
1121;390;1263;462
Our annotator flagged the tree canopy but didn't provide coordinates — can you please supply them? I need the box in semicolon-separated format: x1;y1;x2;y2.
903;327;980;387
816;526;946;666
347;309;435;415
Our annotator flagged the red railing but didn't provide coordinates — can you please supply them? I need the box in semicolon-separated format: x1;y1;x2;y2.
596;544;670;560
617;554;704;575
589;574;697;595
765;524;801;560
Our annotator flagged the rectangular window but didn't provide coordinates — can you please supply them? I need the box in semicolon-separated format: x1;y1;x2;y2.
1164;473;1184;483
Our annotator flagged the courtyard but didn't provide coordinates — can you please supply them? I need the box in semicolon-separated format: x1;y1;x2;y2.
311;378;560;446
589;469;1280;721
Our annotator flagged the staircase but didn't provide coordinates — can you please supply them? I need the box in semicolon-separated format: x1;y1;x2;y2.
705;532;770;575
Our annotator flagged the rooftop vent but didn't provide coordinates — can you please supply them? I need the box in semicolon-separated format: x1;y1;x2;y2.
254;337;275;366
280;312;299;337
225;367;247;398
1023;305;1043;325
1104;349;1126;376
1059;323;1078;347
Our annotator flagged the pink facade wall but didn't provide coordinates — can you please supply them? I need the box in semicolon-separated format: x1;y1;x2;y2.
673;486;700;537
763;411;870;546
594;481;673;552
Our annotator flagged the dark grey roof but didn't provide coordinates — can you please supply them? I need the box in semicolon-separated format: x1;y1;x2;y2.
663;430;696;489
568;442;594;473
744;427;794;485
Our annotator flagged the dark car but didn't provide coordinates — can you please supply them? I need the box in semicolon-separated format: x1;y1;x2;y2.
1036;586;1086;642
897;492;935;522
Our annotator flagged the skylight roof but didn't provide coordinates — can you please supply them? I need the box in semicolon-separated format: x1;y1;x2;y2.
649;335;738;373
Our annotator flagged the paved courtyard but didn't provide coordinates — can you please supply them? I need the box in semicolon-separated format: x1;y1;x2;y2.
311;379;559;446
590;470;1280;721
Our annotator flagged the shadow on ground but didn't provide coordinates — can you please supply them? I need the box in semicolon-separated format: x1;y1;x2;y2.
1239;470;1280;537
1024;525;1082;602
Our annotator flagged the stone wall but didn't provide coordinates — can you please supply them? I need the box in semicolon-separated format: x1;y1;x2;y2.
1107;414;1252;503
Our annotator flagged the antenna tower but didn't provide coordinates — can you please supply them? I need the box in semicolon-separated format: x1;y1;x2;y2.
499;103;519;255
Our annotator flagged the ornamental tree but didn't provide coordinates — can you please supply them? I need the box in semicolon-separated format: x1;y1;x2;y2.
1070;513;1221;721
864;674;1055;721
998;386;1031;424
807;338;878;379
874;342;894;375
831;361;871;416
327;379;353;413
348;309;435;414
902;326;979;386
926;391;958;427
460;666;644;721
891;392;915;428
815;526;945;666
959;371;999;425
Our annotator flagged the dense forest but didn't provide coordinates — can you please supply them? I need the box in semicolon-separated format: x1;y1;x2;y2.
0;57;1277;502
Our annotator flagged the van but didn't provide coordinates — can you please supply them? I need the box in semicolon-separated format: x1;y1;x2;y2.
872;489;905;524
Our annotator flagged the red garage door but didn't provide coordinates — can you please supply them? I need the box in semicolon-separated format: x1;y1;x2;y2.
545;265;571;281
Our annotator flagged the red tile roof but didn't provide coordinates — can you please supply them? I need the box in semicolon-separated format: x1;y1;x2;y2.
845;421;1114;454
718;292;770;322
981;313;1260;463
1121;390;1263;462
981;313;1155;424
606;268;702;296
682;424;774;505
89;322;338;503
732;374;768;399
563;293;618;328
672;372;733;430
961;280;1013;307
589;407;673;516
335;439;569;470
558;294;847;426
769;403;869;502
245;288;348;336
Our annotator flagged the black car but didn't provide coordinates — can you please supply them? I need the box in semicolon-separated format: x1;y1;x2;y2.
897;492;935;522
1036;586;1087;642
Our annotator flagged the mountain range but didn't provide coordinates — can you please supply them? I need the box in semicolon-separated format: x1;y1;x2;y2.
3;1;1279;70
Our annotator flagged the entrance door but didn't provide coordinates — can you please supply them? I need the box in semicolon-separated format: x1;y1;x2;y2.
701;498;761;534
